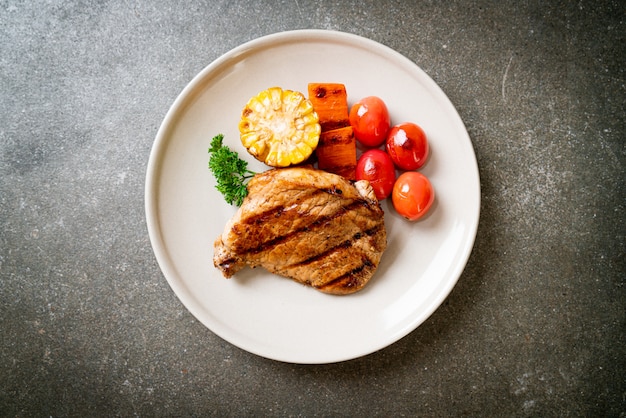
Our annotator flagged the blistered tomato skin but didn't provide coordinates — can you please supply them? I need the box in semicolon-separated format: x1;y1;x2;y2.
386;122;429;171
356;149;396;200
392;171;434;221
349;96;391;148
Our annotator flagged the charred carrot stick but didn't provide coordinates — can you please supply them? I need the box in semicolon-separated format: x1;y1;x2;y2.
308;83;356;180
308;83;350;132
315;126;357;180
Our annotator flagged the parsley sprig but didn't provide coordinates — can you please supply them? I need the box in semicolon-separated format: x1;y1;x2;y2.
208;134;256;206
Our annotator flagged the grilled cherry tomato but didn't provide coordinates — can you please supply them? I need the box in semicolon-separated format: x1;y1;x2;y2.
386;122;429;170
356;149;396;200
392;171;434;221
349;96;390;147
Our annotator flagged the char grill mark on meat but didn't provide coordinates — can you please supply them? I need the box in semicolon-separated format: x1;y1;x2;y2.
294;225;382;268
240;198;371;255
213;167;387;294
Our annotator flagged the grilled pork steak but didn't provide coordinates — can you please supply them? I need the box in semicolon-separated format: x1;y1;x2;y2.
213;167;387;294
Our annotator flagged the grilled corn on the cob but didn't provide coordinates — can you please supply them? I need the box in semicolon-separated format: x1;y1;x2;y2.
239;87;321;167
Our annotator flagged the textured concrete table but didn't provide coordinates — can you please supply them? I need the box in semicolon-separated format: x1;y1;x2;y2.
1;1;624;416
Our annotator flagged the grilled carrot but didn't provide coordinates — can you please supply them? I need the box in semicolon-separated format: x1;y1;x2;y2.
307;83;350;131
308;83;356;180
315;125;357;180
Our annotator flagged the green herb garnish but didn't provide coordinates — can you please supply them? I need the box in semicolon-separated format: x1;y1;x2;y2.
208;134;256;206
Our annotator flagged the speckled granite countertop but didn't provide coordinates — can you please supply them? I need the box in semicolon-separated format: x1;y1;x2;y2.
1;1;624;416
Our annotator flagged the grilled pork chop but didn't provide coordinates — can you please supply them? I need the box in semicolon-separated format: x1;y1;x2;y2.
213;167;387;294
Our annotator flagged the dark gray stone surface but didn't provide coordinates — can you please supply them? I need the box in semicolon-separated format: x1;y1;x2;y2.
1;0;624;416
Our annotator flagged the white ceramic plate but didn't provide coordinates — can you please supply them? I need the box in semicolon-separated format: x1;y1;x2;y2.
145;30;480;364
